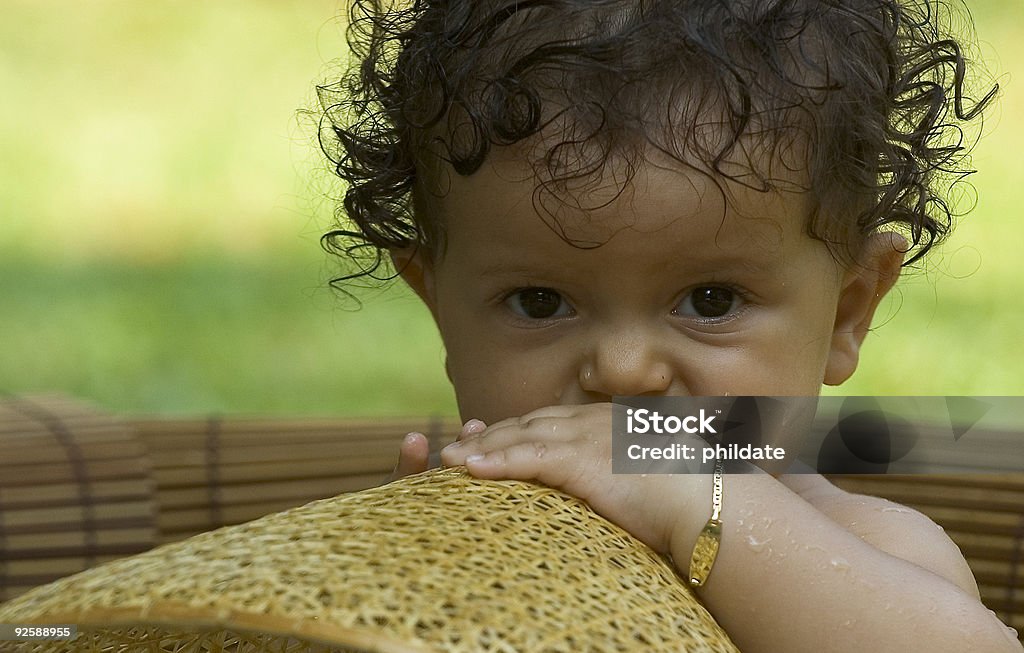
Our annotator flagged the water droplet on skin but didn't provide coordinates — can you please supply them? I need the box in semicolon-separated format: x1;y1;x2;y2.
842;619;853;628
830;557;850;571
880;506;911;514
746;535;769;552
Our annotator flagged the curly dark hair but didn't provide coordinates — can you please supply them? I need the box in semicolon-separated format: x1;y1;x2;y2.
317;0;996;282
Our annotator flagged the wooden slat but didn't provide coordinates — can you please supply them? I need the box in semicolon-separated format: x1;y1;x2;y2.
0;478;152;510
0;439;146;466
157;476;376;510
155;472;386;537
151;455;397;487
133;418;459;444
1;528;156;554
145;438;403;468
0;501;153;531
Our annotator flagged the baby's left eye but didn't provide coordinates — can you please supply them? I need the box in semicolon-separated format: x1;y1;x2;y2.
675;286;744;320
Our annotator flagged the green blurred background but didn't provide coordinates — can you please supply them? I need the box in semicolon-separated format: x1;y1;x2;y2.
1;0;1021;417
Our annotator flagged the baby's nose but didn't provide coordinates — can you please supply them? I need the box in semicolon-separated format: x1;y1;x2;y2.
578;330;673;398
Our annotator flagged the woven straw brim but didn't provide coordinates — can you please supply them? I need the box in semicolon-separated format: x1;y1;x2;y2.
0;467;739;652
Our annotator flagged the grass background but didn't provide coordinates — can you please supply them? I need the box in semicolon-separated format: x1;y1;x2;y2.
1;0;1021;417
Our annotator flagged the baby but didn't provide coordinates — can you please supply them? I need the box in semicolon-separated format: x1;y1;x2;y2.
317;0;1019;651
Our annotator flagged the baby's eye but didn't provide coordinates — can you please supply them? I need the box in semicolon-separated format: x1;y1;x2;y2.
675;286;743;320
504;287;573;320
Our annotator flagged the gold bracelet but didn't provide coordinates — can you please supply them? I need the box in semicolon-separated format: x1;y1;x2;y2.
688;457;724;588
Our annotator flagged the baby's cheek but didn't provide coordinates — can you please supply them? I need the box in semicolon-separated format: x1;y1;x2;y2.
449;360;565;424
448;365;516;423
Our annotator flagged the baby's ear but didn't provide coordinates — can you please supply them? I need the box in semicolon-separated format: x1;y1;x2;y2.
390;247;439;318
823;232;906;386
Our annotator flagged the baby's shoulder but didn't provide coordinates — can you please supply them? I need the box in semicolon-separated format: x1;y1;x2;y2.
780;473;980;597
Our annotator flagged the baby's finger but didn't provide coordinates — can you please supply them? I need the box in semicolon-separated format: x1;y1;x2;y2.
477;413;586;446
457;419;487;441
463;440;599;492
387;432;430;482
441;420;564;467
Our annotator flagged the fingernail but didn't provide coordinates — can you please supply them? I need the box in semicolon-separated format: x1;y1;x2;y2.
442;441;460;452
462;419;486;434
404;432;421;445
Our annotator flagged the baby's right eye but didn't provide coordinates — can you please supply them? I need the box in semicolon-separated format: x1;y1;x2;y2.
504;287;574;320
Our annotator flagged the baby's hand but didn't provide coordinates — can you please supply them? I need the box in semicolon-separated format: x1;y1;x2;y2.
441;403;702;553
386;419;487;483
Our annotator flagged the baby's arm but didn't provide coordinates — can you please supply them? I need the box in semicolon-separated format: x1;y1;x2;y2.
684;471;1020;652
778;473;982;597
442;404;1022;653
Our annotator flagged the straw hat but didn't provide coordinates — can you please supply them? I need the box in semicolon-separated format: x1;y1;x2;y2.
0;467;739;652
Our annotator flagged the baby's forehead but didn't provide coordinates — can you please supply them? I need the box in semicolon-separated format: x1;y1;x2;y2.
433;143;818;266
427;135;815;240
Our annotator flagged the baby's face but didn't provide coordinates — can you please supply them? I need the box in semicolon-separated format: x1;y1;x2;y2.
402;150;894;426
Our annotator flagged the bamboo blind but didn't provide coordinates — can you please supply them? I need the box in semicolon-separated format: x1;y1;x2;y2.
128;414;459;543
0;394;157;602
1;394;459;602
